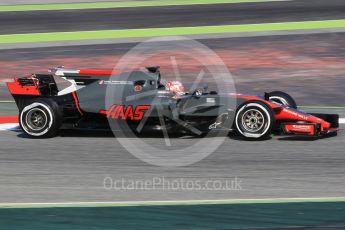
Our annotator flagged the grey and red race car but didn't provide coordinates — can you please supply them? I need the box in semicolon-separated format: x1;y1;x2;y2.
7;66;339;139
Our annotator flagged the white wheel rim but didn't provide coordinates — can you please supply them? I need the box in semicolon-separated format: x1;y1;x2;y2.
241;109;265;132
25;108;48;131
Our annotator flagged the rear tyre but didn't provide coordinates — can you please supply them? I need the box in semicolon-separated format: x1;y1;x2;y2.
235;100;275;140
19;98;62;138
269;91;297;109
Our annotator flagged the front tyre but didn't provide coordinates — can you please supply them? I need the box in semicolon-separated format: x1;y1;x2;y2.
235;100;275;140
269;91;297;109
20;99;62;138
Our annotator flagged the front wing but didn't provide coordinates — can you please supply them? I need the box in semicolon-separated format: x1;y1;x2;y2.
280;113;339;136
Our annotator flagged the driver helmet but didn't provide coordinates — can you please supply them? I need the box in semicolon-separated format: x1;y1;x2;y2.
165;81;185;96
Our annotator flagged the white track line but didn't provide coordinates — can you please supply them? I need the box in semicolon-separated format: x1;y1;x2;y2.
0;196;345;209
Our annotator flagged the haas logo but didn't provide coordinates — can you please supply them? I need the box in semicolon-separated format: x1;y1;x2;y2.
100;105;150;120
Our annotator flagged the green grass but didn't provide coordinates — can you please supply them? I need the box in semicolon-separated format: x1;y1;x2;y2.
0;19;345;44
0;0;286;12
1;200;345;229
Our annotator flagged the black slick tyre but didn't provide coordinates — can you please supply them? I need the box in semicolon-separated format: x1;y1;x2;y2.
19;98;62;138
235;100;275;140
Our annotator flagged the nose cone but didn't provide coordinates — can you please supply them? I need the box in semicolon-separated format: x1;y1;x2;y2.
321;120;331;130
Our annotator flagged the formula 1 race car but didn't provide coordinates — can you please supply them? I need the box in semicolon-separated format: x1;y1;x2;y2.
7;66;339;139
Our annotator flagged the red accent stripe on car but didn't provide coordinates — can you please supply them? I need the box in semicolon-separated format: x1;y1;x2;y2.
99;110;108;115
72;91;84;116
78;69;121;76
236;95;280;109
0;116;18;124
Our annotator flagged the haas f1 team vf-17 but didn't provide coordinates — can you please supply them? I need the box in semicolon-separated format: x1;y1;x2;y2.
7;67;339;139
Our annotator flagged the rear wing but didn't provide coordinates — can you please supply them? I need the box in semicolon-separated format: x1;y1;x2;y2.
7;67;121;97
7;66;158;96
7;74;58;96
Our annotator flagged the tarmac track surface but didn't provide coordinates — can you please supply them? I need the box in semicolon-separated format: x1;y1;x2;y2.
0;0;344;34
0;125;344;203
